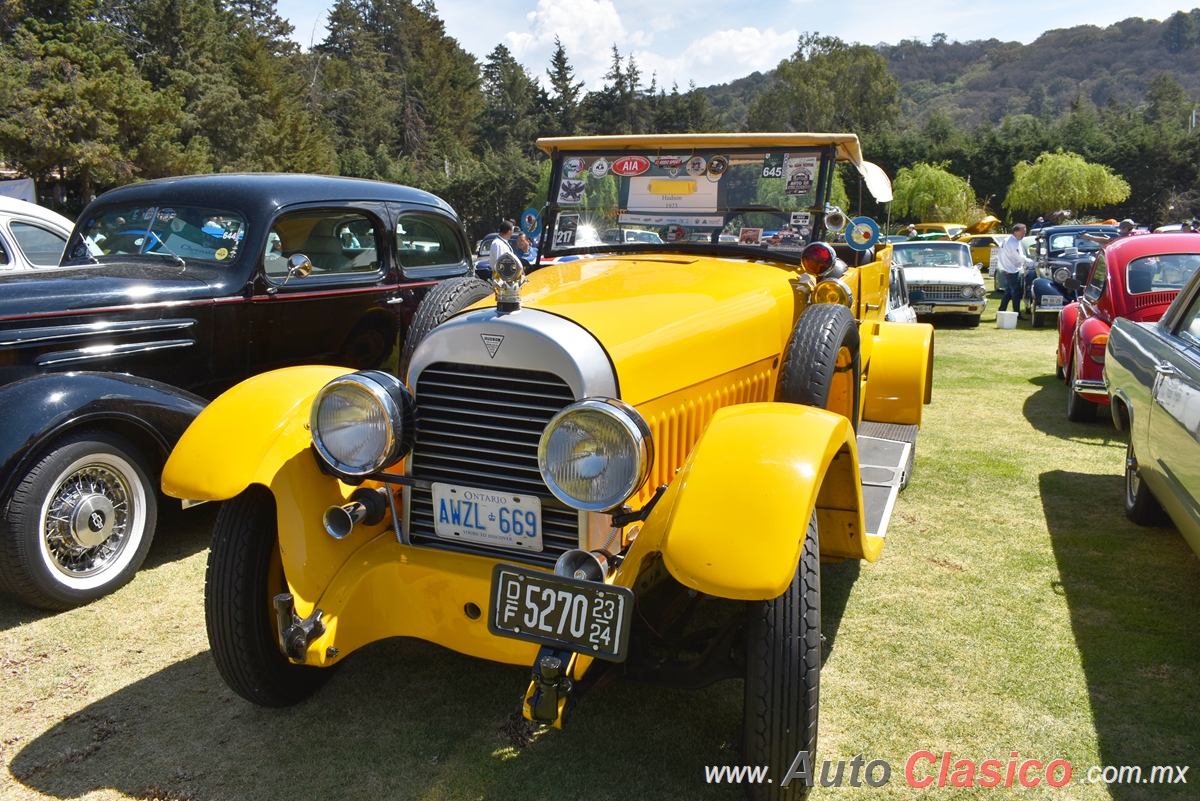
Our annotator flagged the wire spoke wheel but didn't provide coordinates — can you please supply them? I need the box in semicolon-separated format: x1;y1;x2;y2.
40;456;140;579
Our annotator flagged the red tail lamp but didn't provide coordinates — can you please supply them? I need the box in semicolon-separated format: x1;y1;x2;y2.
800;242;836;276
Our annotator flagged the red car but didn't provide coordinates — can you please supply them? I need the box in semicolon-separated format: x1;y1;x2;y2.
1059;233;1200;421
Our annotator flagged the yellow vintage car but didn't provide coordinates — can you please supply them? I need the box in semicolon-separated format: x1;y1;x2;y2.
954;216;1006;271
162;133;933;800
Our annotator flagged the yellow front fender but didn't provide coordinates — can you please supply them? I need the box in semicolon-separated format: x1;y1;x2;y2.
862;320;934;427
162;366;351;502
620;403;868;601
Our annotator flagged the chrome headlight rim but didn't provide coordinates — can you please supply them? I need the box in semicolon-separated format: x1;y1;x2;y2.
971;285;986;299
537;397;654;513
814;277;854;308
310;371;417;478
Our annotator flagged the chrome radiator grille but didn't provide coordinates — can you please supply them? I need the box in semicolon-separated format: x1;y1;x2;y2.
406;362;579;567
910;284;970;302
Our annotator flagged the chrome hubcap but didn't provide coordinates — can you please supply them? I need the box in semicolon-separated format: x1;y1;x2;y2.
1127;453;1140;496
43;463;132;577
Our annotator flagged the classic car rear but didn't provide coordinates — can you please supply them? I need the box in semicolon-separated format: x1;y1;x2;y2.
1106;265;1200;558
0;174;470;610
1059;233;1200;421
163;133;934;801
893;241;987;325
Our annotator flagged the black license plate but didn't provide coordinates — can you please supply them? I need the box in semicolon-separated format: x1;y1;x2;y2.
488;563;633;662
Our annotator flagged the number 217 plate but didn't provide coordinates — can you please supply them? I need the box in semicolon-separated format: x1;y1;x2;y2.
488;563;634;662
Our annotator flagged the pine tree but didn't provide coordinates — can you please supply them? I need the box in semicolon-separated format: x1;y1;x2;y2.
545;36;582;136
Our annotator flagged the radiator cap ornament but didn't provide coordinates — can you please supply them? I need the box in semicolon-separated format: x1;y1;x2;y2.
492;253;526;313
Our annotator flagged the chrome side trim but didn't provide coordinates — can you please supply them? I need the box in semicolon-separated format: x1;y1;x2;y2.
406;307;618;399
0;318;197;347
34;339;194;367
1072;378;1107;396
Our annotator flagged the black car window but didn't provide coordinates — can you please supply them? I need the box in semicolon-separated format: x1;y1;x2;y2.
11;222;67;267
265;210;379;278
1084;254;1106;302
73;205;246;264
398;216;464;269
967;237;992;248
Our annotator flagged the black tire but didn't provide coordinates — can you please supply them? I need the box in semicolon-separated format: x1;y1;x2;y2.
338;317;395;370
780;305;860;429
967;314;981;328
205;485;333;706
1032;312;1044;329
1065;361;1097;423
1055;361;1065;380
0;429;157;610
398;276;493;381
1125;440;1169;526
744;513;820;801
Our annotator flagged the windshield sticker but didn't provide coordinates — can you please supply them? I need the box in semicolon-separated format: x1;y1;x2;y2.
655;155;687;177
791;211;812;227
555;215;579;247
170;217;186;232
563;157;587;179
663;224;688;242
619;213;725;227
157;208;177;222
215;247;229;261
558;179;586;205
739;228;763;245
590;157;610;179
766;230;804;251
707;156;728;179
611;156;651;177
686;156;707;177
762;153;784;179
785;155;818;196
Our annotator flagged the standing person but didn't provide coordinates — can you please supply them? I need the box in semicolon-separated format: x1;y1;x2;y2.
489;220;515;266
997;223;1038;320
514;231;538;268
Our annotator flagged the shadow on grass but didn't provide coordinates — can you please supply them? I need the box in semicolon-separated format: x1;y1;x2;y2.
0;504;218;633
821;557;861;665
1040;470;1200;800
1022;375;1125;444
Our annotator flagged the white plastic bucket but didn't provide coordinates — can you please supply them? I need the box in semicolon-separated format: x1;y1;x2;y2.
996;311;1017;329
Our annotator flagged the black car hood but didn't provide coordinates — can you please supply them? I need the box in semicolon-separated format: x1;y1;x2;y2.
0;260;234;319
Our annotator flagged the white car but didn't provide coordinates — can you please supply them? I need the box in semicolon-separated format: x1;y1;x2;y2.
893;241;987;327
0;196;73;272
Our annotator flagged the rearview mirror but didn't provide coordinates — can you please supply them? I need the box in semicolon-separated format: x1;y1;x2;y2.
284;253;312;285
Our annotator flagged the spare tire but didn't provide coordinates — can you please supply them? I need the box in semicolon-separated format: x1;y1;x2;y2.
779;304;861;430
397;277;493;381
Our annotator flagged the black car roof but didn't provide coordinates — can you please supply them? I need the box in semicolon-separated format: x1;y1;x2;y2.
79;173;454;220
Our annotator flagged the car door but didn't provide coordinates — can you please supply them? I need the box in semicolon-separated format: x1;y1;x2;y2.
248;203;400;373
1147;287;1200;539
10;220;68;269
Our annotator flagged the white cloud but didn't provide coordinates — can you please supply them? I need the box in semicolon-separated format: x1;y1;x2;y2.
635;27;799;89
505;0;649;87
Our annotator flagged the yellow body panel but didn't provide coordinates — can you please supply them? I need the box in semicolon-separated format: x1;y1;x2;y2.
615;403;866;601
521;256;799;406
862;321;935;426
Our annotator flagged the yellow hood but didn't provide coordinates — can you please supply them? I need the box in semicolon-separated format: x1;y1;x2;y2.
520;255;799;405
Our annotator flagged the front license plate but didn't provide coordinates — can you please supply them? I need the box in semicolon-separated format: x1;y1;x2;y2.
1040;295;1064;308
913;304;933;314
489;563;634;662
431;483;542;551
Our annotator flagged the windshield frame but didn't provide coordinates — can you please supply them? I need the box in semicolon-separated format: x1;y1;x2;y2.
539;144;839;264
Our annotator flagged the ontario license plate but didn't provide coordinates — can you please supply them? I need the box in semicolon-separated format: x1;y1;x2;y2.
489;563;634;662
1040;295;1064;308
913;304;933;314
431;483;542;551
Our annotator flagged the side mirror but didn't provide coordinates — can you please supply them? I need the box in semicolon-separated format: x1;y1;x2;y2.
283;253;312;285
974;262;984;270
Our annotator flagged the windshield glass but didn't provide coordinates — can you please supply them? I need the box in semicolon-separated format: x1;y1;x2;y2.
545;147;831;261
1126;254;1200;294
892;243;972;268
68;205;247;265
1046;231;1106;253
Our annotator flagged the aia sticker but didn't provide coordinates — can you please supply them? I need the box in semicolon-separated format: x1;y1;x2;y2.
611;156;650;176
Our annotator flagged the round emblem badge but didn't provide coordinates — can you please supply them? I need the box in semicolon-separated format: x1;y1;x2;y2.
215;247;229;260
686;156;707;177
707;155;729;179
590;157;610;179
563;157;587;179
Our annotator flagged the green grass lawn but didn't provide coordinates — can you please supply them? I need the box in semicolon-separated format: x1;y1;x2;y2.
2;300;1198;800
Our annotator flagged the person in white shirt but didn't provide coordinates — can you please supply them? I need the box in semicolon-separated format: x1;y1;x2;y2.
489;220;515;266
997;223;1038;319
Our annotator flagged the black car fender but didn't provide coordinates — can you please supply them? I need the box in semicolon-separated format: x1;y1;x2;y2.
0;372;206;507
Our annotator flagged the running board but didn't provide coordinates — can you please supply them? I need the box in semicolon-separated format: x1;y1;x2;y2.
856;421;919;539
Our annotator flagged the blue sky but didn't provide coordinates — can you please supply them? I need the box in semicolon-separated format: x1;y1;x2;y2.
278;1;1194;90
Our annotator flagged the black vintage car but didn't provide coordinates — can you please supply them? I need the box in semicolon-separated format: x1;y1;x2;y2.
1025;224;1119;327
0;173;471;609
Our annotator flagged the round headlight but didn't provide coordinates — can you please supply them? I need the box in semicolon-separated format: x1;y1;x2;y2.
961;286;973;299
972;285;986;299
814;278;853;308
1053;267;1071;284
800;242;836;276
311;371;417;477
538;398;653;512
